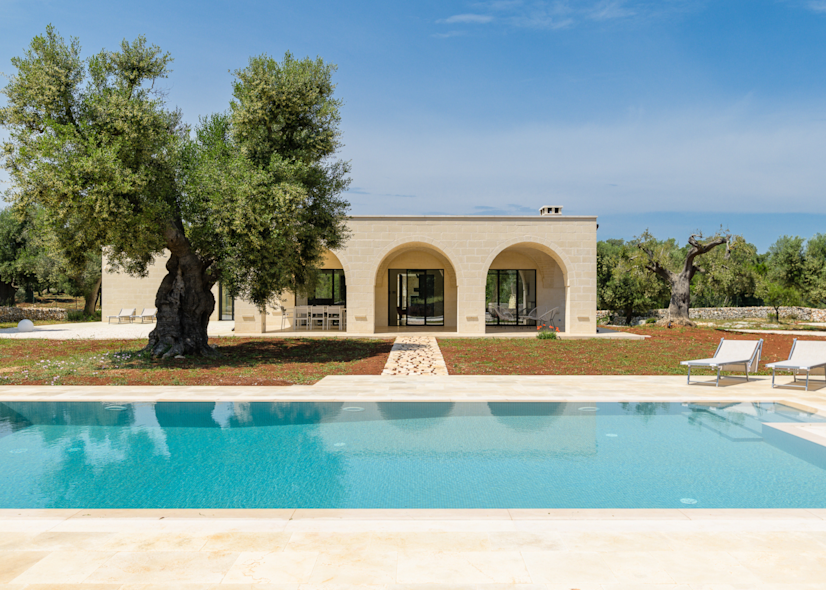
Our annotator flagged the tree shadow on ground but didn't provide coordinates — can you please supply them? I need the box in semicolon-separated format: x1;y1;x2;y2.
116;338;395;372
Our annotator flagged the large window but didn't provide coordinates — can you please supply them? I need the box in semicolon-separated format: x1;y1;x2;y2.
486;270;536;326
390;269;445;326
218;283;234;321
307;269;347;306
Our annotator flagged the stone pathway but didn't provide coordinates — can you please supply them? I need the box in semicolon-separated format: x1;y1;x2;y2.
381;336;449;376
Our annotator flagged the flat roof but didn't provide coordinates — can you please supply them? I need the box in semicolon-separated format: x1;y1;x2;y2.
348;215;598;221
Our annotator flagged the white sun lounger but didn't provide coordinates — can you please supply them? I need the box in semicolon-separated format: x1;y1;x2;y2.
107;308;135;324
131;307;157;323
766;339;826;391
681;338;763;387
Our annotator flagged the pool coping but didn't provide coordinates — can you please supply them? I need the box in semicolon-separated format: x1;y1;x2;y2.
3;377;826;519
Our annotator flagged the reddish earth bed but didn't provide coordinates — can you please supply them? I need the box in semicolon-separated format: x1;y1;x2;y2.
0;338;393;386
439;327;826;376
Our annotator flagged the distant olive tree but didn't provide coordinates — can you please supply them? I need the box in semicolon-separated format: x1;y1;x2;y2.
637;230;730;326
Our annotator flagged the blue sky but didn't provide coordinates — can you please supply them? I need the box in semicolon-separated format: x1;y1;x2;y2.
1;0;825;250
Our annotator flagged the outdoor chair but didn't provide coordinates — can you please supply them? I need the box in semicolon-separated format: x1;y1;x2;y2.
310;306;326;330
681;338;763;387
494;305;517;323
326;306;345;330
294;306;310;330
131;308;157;323
108;308;135;324
280;307;295;330
524;306;560;329
766;339;826;391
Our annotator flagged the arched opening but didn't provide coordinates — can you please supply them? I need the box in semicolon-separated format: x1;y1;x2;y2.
485;243;567;332
275;250;348;331
374;243;458;332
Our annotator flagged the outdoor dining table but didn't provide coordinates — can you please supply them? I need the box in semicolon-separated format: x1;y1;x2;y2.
291;305;346;330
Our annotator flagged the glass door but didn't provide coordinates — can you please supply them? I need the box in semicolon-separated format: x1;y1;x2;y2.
391;269;445;326
219;283;234;321
485;270;536;326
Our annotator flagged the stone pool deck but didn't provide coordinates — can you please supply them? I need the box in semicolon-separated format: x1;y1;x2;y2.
2;375;826;588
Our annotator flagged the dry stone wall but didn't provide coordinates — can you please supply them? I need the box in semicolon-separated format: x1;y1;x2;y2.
598;306;826;326
0;307;68;322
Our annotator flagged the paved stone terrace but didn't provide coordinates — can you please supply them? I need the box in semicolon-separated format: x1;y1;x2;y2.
2;376;826;588
3;508;826;588
2;374;825;405
381;336;449;376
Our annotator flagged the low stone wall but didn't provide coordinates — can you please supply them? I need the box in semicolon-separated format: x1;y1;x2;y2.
598;306;826;326
0;307;68;323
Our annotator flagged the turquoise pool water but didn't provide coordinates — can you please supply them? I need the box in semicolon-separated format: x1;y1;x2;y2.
1;401;825;509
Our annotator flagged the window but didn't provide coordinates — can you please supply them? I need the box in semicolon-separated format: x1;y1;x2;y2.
486;270;536;325
218;283;234;321
308;270;346;306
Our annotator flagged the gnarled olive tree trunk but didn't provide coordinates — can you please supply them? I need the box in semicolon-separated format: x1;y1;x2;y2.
145;224;216;358
640;234;728;327
83;275;102;315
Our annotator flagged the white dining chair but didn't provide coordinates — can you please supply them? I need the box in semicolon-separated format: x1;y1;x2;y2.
326;306;344;330
294;306;310;330
310;306;326;330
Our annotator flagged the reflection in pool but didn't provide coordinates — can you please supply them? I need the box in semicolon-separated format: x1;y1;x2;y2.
0;401;825;509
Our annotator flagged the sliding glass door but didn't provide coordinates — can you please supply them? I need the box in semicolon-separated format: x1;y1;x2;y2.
485;270;536;326
391;269;445;326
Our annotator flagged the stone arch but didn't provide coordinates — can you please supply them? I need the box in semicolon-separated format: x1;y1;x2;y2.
370;236;464;288
482;237;573;331
372;238;461;330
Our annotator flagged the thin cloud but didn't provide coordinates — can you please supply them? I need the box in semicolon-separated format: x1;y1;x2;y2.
588;0;635;20
808;0;826;12
437;13;495;24
432;30;468;38
438;0;704;33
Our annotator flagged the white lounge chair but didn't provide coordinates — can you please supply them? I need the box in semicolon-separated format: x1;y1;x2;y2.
108;308;135;324
131;308;157;323
766;339;826;391
681;338;763;387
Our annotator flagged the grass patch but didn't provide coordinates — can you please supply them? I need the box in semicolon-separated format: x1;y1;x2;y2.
0;337;393;386
439;326;826;376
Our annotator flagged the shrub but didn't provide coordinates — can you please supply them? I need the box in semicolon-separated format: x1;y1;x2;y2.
67;310;102;322
537;330;557;340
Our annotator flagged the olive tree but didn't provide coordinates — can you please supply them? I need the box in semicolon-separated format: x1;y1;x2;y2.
637;230;730;326
1;28;350;356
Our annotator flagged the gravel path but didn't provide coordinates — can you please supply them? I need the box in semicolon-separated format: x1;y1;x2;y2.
381;336;449;376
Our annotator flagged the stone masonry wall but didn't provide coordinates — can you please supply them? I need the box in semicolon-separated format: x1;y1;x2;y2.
0;307;68;322
598;306;826;326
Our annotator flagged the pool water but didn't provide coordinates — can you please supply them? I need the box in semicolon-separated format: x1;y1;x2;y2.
1;401;825;509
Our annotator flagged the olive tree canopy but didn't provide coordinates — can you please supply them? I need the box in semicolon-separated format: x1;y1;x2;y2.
1;27;350;356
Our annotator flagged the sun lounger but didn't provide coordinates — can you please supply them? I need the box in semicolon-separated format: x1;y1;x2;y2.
131;307;157;323
681;338;763;386
766;339;826;391
108;308;135;324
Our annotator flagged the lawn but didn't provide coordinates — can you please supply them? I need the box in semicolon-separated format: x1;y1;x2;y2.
439;326;826;376
0;337;393;386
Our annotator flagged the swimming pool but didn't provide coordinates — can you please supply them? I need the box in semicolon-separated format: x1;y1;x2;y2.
1;401;825;509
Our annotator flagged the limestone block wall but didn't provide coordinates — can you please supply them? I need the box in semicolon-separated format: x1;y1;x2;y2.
102;251;221;322
101;215;599;335
599;306;826;325
0;307;68;322
335;215;597;335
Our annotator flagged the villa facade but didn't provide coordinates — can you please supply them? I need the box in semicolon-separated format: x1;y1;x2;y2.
102;210;598;335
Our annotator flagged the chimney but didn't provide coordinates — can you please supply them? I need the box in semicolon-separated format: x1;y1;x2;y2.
539;206;563;216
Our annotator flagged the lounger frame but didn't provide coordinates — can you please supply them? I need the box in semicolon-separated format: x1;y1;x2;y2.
684;338;763;387
769;339;826;391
